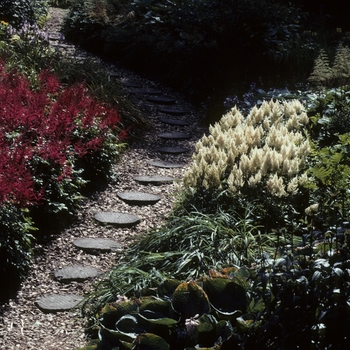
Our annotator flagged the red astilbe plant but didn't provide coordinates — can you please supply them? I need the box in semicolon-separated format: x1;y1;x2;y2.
0;60;126;296
0;60;125;209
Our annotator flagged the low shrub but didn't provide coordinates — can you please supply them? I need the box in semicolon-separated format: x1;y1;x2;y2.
242;228;350;349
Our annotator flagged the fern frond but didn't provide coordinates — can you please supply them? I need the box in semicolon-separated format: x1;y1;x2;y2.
308;49;332;86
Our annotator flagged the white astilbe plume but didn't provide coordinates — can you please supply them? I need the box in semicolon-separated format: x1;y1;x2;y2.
183;99;310;197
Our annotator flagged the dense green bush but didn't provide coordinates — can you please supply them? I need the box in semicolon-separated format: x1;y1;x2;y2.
0;0;48;28
242;234;350;349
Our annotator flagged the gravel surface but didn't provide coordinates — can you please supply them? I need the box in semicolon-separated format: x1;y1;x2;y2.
0;7;208;350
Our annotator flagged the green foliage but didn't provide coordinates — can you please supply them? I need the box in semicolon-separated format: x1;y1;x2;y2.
84;228;350;348
308;49;333;87
0;205;37;301
309;45;350;88
0;0;48;28
0;21;61;82
80;90;350;348
242;234;350;349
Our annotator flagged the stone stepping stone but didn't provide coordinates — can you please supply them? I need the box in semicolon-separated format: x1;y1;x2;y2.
117;191;161;205
36;294;83;313
54;265;103;283
148;160;185;168
146;96;176;105
48;33;63;41
134;175;178;185
73;238;121;254
158;108;190;115
160;118;190;126
122;81;143;88
156;147;189;154
137;89;162;95
158;132;191;140
94;211;141;228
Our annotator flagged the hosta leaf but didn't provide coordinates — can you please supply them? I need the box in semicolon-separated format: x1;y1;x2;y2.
172;281;210;319
203;278;248;313
99;315;142;344
235;316;255;332
157;279;181;298
119;340;133;349
210;303;242;321
99;299;139;329
132;333;170;350
138;312;178;326
139;297;170;314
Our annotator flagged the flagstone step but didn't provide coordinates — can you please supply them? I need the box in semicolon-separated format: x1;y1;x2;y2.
48;33;63;41
158;132;191;140
36;294;83;313
94;211;141;227
122;81;143;88
158;108;190;115
73;238;121;254
117;191;161;205
54;265;103;283
146;96;176;105
160;118;190;126
148;160;185;168
156;147;189;154
134;175;179;185
137;89;162;95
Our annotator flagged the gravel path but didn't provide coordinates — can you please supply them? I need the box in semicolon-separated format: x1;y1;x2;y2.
0;7;207;350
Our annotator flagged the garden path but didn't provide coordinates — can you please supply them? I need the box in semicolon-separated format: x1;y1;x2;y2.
0;7;207;350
